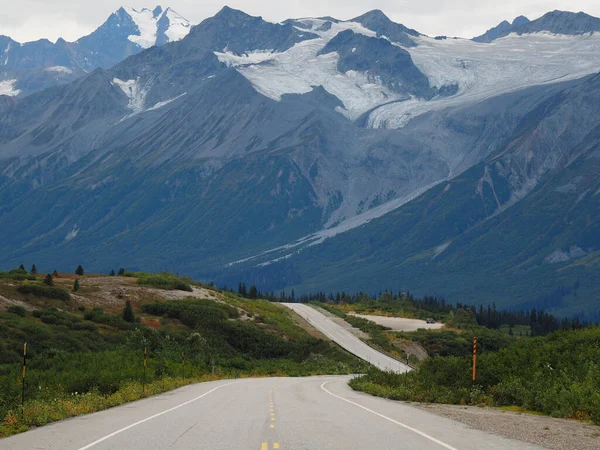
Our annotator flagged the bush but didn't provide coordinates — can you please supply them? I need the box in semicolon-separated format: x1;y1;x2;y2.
17;284;70;301
0;270;36;281
83;307;132;330
7;306;26;317
127;272;193;291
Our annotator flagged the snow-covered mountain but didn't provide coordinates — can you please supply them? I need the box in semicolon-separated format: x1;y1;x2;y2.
474;10;600;42
83;6;191;52
0;5;191;97
1;7;600;316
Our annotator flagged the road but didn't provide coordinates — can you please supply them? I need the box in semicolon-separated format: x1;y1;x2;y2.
282;302;411;373
0;376;545;450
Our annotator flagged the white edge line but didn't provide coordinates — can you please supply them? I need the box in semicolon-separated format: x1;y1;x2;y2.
78;381;241;450
320;381;459;450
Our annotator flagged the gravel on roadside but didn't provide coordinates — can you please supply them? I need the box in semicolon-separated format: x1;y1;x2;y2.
414;402;600;450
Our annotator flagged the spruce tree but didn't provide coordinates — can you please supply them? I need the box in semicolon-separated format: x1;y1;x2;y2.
30;264;38;275
19;264;25;271
75;265;84;276
73;279;80;292
52;269;58;277
118;268;125;276
109;269;115;276
122;300;135;323
249;285;258;299
43;274;54;286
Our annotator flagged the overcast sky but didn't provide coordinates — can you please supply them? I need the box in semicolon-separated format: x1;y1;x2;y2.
3;0;600;43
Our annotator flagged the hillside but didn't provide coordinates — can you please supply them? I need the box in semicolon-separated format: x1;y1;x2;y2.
1;7;600;318
0;268;364;437
221;73;600;318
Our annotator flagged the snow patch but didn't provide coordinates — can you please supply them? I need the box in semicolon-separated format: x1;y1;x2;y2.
3;43;10;66
112;77;147;113
123;6;191;48
124;7;157;48
432;242;451;259
163;8;191;42
44;66;73;74
147;93;186;111
64;225;79;242
0;79;20;96
369;32;600;129
215;50;277;67
545;245;587;263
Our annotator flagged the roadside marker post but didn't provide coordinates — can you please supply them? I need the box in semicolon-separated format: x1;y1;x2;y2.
472;336;477;382
22;343;27;416
143;347;147;395
181;351;185;380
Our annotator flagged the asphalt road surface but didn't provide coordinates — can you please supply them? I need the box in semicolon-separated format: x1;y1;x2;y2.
0;376;545;450
282;302;411;373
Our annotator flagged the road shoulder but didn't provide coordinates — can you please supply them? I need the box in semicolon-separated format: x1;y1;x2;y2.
415;402;600;450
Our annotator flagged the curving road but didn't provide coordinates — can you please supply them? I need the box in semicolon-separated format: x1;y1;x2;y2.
282;302;411;373
0;376;545;450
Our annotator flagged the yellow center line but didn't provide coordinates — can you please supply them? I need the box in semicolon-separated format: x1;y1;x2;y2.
261;443;268;450
270;424;275;429
274;444;280;449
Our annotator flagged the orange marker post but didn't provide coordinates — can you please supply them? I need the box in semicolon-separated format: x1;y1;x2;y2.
22;343;27;414
472;336;477;383
143;347;147;395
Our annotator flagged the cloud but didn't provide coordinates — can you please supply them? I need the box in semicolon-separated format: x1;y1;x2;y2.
2;0;600;43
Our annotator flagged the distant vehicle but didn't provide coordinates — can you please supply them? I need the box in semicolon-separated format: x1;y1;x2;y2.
426;318;436;324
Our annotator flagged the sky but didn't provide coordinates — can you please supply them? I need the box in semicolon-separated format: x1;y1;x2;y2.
2;0;600;43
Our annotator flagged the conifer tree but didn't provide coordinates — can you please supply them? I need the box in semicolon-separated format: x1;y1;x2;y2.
249;285;258;299
75;265;84;276
109;269;115;276
30;264;38;275
44;274;54;286
123;300;135;323
73;279;80;292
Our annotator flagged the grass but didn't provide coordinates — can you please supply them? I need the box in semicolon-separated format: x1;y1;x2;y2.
1;374;224;437
499;405;546;416
124;271;193;291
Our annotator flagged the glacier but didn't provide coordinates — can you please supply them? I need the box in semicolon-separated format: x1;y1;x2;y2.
369;32;600;128
217;17;600;129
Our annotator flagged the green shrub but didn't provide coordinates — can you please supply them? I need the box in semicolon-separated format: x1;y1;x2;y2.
17;284;70;301
7;306;26;317
126;272;193;291
0;270;36;281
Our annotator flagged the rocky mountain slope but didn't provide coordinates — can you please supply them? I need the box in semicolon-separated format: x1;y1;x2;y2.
0;5;191;96
0;7;599;317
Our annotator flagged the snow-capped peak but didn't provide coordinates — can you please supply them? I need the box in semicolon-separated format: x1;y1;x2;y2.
121;5;192;48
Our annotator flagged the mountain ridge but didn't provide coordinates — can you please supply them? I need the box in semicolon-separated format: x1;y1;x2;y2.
0;5;192;97
473;10;600;42
1;6;600;318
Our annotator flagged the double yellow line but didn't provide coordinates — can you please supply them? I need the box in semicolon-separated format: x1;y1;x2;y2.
261;389;280;449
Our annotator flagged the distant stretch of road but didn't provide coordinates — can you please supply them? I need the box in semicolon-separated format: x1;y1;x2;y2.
1;376;544;450
282;302;411;373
